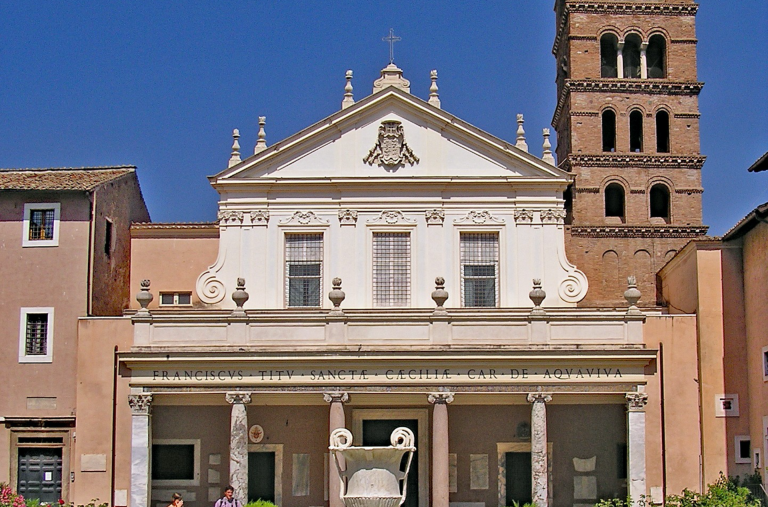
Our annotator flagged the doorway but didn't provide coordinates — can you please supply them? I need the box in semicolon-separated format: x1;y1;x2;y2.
505;452;532;506
17;448;63;503
248;452;275;502
353;409;429;507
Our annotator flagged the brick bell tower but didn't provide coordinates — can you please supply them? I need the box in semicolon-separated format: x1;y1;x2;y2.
552;0;708;307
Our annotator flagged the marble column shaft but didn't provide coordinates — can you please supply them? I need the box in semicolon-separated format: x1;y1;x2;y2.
324;392;349;507
627;392;648;507
226;392;252;504
528;393;552;507
429;392;454;507
129;394;153;507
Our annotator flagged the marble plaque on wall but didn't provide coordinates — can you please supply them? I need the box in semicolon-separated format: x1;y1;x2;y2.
27;397;57;410
573;476;597;499
209;453;221;465
470;454;489;490
208;469;220;484
449;454;457;493
293;454;310;496
208;488;220;502
114;490;128;507
81;454;107;472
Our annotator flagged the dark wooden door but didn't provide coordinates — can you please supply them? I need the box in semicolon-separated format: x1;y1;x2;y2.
362;419;418;507
17;448;63;503
505;452;532;506
248;452;275;502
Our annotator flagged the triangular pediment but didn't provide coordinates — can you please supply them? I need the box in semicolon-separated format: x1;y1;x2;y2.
212;88;568;185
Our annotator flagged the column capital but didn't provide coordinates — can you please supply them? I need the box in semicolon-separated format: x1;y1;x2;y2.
626;392;648;412
323;391;349;404
128;394;153;415
225;391;252;405
527;393;552;404
428;392;454;405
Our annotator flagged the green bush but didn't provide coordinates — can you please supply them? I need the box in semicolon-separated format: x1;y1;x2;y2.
244;500;278;507
666;474;760;507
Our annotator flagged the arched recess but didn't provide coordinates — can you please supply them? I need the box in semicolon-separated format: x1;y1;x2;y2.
601;250;620;301
633;249;653;298
664;250;677;262
629;110;644;152
623;33;642;78
655;110;670;153
649;183;671;222
647;34;667;78
605;182;626;220
600;33;619;78
602;109;617;152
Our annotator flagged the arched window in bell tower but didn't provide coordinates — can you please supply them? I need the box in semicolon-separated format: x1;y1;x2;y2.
605;183;625;219
602;110;617;152
600;33;619;78
629;110;644;152
647;34;667;78
656;110;670;153
650;183;671;220
623;34;642;79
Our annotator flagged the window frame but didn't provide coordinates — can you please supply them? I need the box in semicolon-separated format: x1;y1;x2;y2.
371;231;412;308
458;230;501;308
159;292;193;306
283;231;325;308
762;346;768;382
735;435;751;464
18;307;54;363
22;203;61;248
151;438;201;486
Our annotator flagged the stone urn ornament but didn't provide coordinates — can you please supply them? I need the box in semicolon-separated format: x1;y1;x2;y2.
624;275;642;314
431;277;449;313
329;277;346;315
232;278;249;311
136;279;153;312
529;278;546;315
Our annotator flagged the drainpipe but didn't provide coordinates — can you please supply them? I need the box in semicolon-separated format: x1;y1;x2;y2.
110;346;119;507
87;190;97;316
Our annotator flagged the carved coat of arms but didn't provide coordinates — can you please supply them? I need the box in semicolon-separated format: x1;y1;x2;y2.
363;120;419;168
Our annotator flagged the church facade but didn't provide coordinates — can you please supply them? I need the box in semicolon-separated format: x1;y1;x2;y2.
27;2;765;507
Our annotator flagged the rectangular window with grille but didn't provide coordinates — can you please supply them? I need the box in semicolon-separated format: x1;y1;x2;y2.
23;203;60;247
372;232;411;307
460;232;499;307
25;314;48;355
29;209;55;241
285;233;323;307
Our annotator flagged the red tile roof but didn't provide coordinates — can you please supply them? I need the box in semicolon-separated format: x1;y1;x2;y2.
0;166;136;191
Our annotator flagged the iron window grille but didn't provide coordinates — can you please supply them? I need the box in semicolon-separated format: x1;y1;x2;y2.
372;232;411;307
460;232;499;307
160;292;192;306
25;314;48;356
285;233;323;307
29;209;55;241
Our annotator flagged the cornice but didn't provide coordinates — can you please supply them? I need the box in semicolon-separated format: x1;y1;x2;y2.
552;79;704;127
131;222;219;238
569;225;708;238
561;154;706;170
553;2;698;55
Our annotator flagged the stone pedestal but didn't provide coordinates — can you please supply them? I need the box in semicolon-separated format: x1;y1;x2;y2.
429;392;454;507
528;393;552;507
626;392;648;506
128;394;153;507
226;392;252;504
324;392;349;507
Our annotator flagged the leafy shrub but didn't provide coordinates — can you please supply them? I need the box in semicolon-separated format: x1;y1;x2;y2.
244;500;278;507
666;474;760;507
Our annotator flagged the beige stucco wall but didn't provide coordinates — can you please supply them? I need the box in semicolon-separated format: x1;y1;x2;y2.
129;233;219;310
741;221;768;482
73;317;135;506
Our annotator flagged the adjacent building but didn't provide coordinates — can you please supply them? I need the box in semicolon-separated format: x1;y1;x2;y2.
0;166;149;502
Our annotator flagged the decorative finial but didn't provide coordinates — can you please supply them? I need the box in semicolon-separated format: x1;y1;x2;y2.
382;28;402;65
542;128;555;165
228;129;241;167
428;70;441;108
136;279;153;313
329;277;345;315
624;275;642;314
529;278;546;315
342;70;355;109
515;114;528;152
254;117;267;154
431;276;449;314
232;277;249;314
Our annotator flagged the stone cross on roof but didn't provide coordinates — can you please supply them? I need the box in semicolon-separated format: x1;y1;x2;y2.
382;28;401;65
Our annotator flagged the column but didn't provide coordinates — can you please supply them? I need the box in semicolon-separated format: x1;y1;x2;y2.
626;392;648;506
226;392;252;504
527;393;552;507
428;392;454;507
128;394;153;507
324;392;349;507
617;42;625;79
640;43;649;79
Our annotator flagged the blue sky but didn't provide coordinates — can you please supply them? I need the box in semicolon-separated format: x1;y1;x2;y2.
1;1;766;235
